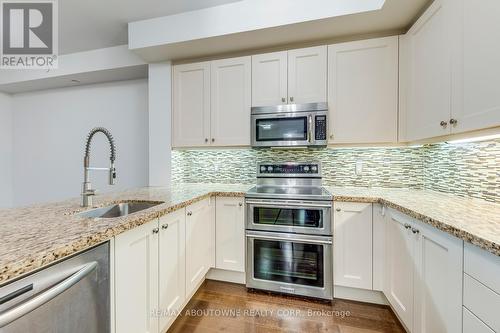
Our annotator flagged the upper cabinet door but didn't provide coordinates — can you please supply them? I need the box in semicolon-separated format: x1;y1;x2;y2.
173;62;211;147
211;56;251;146
288;46;327;104
328;37;398;144
252;51;288;106
450;0;500;134
402;0;452;141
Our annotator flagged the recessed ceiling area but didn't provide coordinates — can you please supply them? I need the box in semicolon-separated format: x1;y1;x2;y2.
58;0;243;54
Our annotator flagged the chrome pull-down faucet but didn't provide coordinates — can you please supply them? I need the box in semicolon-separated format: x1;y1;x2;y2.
81;127;117;207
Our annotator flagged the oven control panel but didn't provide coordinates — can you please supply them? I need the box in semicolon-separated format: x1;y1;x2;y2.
257;162;321;177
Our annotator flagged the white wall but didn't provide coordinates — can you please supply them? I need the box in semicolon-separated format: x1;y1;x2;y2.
148;62;172;187
12;79;149;206
0;93;13;208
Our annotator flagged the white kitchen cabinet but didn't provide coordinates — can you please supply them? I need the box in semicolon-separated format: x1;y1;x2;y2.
251;51;288;106
215;197;245;272
252;46;327;106
173;62;211;147
210;57;251;146
372;204;387;292
328;37;398;144
185;198;215;298
386;210;415;331
158;209;186;333
333;202;373;290
400;0;452;141
412;218;463;333
115;219;159;333
450;0;500;134
463;307;494;333
288;45;327;104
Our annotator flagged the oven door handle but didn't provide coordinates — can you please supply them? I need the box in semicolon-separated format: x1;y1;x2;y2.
246;232;333;245
308;115;313;143
245;200;332;209
0;261;97;328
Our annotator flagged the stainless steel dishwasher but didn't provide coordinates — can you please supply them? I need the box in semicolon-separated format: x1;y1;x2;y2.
0;242;110;333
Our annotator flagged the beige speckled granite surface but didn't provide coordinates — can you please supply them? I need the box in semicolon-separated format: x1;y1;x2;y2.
329;187;500;258
1;183;499;287
0;183;251;286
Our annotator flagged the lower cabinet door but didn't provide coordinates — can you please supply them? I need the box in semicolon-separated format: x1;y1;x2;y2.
216;197;245;272
333;202;373;289
185;198;215;297
463;307;494;333
158;209;186;333
386;210;415;331
115;219;159;333
413;219;463;333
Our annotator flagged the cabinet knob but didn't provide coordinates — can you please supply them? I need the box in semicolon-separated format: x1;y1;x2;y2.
281;97;286;103
329;134;334;140
335;208;341;212
449;118;458;125
211;138;215;143
290;96;294;102
412;228;420;234
440;121;448;127
404;223;411;229
187;211;192;216
161;224;169;230
205;138;208;143
239;202;243;207
152;227;159;234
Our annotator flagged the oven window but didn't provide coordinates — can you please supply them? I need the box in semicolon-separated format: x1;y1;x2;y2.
253;207;323;228
256;117;307;141
253;239;324;288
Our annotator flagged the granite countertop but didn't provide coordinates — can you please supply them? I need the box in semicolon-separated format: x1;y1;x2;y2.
0;183;252;286
329;187;500;258
1;183;499;286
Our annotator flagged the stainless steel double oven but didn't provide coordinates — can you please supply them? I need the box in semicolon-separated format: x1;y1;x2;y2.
245;162;333;300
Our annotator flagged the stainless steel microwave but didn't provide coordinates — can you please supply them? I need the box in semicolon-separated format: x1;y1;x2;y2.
251;103;328;148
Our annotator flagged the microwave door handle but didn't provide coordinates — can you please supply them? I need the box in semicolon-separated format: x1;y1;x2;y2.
308;115;313;143
0;261;97;328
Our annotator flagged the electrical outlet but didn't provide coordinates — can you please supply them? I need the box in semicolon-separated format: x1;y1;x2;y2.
355;160;363;176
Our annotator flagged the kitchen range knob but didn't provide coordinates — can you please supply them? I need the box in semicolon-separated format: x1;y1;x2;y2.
260;166;267;172
161;224;169;230
304;166;310;172
450;119;458;125
311;165;318;172
267;166;273;172
152;227;159;234
440;121;448;127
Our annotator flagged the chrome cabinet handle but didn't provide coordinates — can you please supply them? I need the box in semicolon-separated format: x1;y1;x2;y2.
161;224;169;230
440;121;448;127
0;261;97;327
152;227;159;234
281;97;286;103
412;228;420;234
450;119;458;125
290;96;294;102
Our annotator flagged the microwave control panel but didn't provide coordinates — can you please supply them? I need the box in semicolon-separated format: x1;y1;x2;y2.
315;115;327;141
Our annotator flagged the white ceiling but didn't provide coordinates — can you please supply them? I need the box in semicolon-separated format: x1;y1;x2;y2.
59;0;243;54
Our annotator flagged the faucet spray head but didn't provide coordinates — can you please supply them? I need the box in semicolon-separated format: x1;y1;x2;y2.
109;163;116;185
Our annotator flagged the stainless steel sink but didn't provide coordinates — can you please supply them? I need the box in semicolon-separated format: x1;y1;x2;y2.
78;201;163;218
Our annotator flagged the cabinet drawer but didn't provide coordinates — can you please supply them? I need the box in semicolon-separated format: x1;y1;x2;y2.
463;273;500;332
464;242;500;294
463;307;494;333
